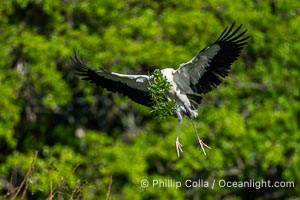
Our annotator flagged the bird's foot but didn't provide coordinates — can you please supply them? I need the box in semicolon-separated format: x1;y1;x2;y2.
176;139;183;157
198;139;211;157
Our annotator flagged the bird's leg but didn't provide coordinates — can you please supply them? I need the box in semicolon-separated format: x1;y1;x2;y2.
190;118;211;156
175;112;183;157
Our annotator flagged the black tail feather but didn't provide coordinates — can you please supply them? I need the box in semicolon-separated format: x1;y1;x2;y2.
187;93;202;109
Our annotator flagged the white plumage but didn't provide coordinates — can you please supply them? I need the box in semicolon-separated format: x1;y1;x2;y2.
72;22;249;157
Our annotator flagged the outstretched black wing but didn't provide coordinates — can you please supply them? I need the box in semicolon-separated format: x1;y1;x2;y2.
174;22;249;94
71;51;152;107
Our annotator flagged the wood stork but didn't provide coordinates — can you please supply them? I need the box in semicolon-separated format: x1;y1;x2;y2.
72;22;249;157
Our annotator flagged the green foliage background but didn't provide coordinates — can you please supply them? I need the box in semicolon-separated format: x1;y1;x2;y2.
0;0;299;199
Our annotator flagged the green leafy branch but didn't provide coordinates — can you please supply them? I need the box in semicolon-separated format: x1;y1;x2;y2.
148;69;177;121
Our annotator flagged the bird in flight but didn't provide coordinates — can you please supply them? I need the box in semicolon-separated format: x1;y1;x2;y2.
72;22;249;157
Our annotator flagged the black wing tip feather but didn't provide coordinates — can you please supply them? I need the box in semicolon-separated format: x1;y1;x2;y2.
216;22;249;46
192;21;249;94
71;50;88;71
71;50;109;77
70;50;101;85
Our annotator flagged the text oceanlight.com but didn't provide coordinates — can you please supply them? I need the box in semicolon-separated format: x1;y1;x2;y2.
140;179;295;189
